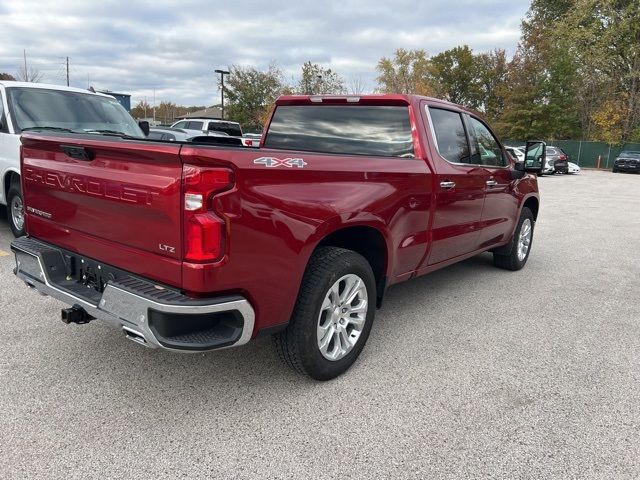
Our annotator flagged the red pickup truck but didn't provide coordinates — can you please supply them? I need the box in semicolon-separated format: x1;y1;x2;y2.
11;94;544;380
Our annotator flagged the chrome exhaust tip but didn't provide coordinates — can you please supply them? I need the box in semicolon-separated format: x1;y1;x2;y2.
122;326;148;346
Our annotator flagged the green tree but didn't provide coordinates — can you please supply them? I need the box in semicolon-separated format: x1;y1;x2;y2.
560;0;640;142
224;64;287;131
474;50;508;124
376;49;435;95
429;46;481;108
297;61;345;95
497;0;580;140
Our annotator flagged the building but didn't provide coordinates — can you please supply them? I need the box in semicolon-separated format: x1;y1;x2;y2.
176;107;222;120
98;90;132;112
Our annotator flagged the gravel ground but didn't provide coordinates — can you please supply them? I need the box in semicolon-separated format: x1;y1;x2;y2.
0;170;639;479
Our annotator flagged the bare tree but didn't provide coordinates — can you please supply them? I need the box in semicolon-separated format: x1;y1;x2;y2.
347;75;368;94
16;65;44;83
16;50;44;83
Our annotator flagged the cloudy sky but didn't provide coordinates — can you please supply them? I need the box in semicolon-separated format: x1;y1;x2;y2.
0;0;530;107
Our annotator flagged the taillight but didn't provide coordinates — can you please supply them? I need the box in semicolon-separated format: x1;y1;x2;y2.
244;139;253;147
182;165;234;262
559;154;567;160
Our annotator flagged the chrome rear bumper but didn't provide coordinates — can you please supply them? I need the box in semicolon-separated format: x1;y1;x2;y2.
11;237;255;352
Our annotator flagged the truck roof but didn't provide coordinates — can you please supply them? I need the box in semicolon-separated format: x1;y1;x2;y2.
0;80;112;98
174;118;240;125
275;94;482;116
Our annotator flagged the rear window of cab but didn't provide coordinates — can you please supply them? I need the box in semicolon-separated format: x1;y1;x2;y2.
264;105;415;158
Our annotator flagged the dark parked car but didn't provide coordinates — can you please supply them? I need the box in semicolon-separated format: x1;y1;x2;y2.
612;151;640;173
546;146;569;174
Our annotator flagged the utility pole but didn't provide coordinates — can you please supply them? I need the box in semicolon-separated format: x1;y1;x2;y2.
23;49;28;81
215;69;230;119
66;57;69;86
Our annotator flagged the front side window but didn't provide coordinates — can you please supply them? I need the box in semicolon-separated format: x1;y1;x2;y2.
428;107;470;164
468;117;505;167
172;121;188;129
6;87;143;137
264;105;415;158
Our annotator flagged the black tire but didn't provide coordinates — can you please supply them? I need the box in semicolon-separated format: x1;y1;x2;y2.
7;184;25;238
493;207;535;271
612;168;617;173
273;247;376;381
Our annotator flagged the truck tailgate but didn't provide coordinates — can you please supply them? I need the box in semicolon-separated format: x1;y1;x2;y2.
21;134;184;287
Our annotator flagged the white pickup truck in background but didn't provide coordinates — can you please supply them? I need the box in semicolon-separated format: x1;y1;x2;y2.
0;81;145;236
170;118;260;147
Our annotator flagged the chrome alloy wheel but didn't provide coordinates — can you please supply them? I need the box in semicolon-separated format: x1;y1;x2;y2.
517;218;532;261
10;195;24;231
317;274;368;361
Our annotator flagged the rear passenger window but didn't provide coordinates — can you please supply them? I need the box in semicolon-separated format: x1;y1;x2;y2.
428;107;470;164
468;117;506;167
188;121;204;130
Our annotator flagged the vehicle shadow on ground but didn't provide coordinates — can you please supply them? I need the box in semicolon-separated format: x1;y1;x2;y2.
0;207;13;249
41;252;499;396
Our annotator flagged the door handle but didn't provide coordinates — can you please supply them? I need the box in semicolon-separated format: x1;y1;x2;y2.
61;145;94;162
440;181;456;190
485;179;498;187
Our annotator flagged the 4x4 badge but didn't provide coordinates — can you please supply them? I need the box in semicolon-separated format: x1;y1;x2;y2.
253;157;307;168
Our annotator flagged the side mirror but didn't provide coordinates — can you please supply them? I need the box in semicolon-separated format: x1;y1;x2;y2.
138;121;150;136
524;140;546;174
511;160;526;179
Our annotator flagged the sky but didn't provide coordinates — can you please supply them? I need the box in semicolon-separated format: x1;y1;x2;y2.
0;0;531;107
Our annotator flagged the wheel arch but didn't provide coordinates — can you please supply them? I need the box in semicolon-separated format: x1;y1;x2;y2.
2;168;20;205
314;224;389;307
522;195;539;221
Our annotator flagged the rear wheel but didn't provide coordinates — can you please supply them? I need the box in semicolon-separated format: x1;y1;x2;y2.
7;185;25;237
273;247;376;380
493;207;534;271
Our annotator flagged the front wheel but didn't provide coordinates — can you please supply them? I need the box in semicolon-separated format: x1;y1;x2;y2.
7;185;25;237
273;247;376;380
493;207;535;271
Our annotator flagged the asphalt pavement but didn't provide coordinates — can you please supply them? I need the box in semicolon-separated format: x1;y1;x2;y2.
0;170;639;479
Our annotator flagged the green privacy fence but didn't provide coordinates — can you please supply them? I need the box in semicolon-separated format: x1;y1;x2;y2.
504;140;640;168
